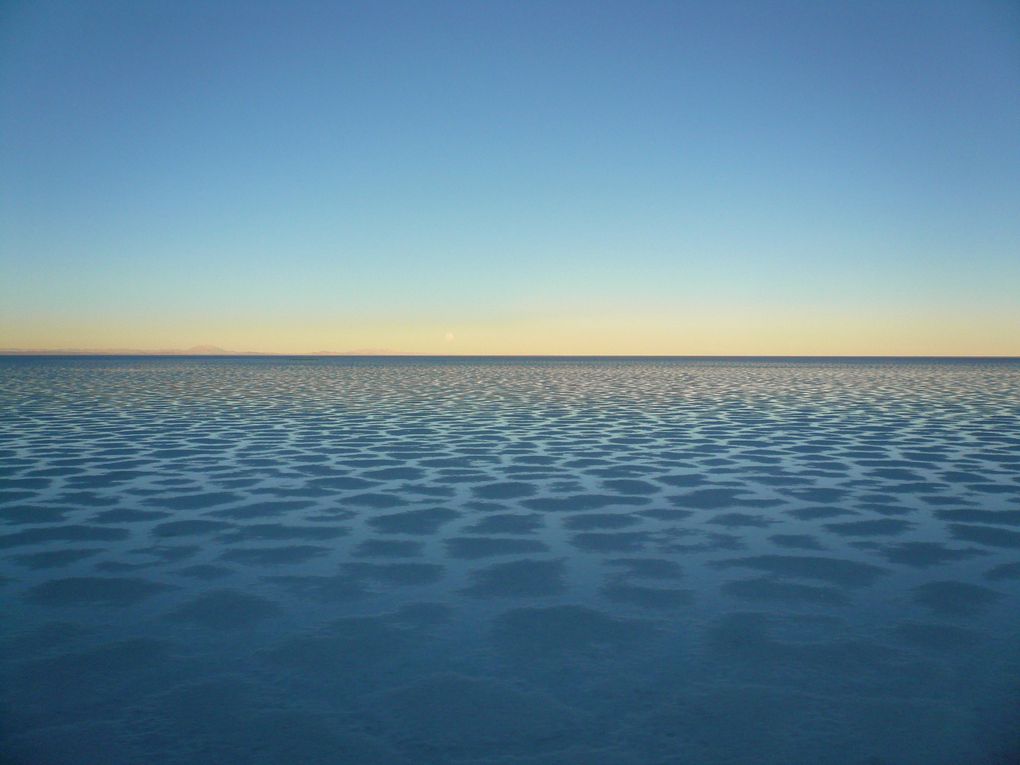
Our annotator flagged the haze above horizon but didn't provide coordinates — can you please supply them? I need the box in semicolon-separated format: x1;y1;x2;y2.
2;1;1019;356
2;346;1019;360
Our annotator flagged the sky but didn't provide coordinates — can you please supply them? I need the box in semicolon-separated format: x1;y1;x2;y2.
1;0;1018;355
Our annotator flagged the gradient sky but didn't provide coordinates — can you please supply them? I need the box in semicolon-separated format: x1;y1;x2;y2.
2;0;1018;355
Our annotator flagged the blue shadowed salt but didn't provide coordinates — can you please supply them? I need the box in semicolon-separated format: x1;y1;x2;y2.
1;356;1019;764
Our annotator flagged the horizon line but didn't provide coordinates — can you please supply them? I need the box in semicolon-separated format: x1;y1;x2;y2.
2;351;1018;360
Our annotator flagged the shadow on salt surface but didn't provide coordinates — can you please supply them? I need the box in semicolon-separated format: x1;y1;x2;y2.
7;637;187;727
949;523;1020;548
936;508;1020;525
713;554;887;587
90;507;171;523
173;563;233;580
570;531;650;553
786;505;855;520
345;491;407;508
154;676;411;765
521;494;648;513
343;561;445;586
128;543;198;563
148;491;245;511
605;557;684;580
601;478;660;495
446;536;548;558
353;538;423;557
2;505;73;524
264;572;367;601
168;588;281;629
462;558;566;598
769;532;826;549
390;601;453;627
707;511;775;528
823;518;913;537
219;522;347;542
24;575;173;606
206;499;316;519
473;481;538;499
11;548;103;569
721;576;850;606
986;562;1020;581
702;611;939;697
152;519;233;537
660;529;745;553
893;622;981;651
463;513;545;535
601;580;693;608
881;541;985;567
9;674;414;765
563;512;640;530
217;541;331;564
367;673;579;758
631;684;975;765
490;605;657;665
671;487;748;508
0;525;128;548
256;615;439;713
367;506;459;534
911;580;1003;617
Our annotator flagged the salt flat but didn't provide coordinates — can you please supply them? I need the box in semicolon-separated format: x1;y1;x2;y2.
1;357;1018;764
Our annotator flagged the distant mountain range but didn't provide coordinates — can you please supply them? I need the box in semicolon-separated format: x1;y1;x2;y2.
0;345;412;356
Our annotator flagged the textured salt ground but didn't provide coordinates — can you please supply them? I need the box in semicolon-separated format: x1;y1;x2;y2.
1;357;1020;764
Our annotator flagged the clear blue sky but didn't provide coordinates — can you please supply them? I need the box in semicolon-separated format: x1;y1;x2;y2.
2;0;1018;353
